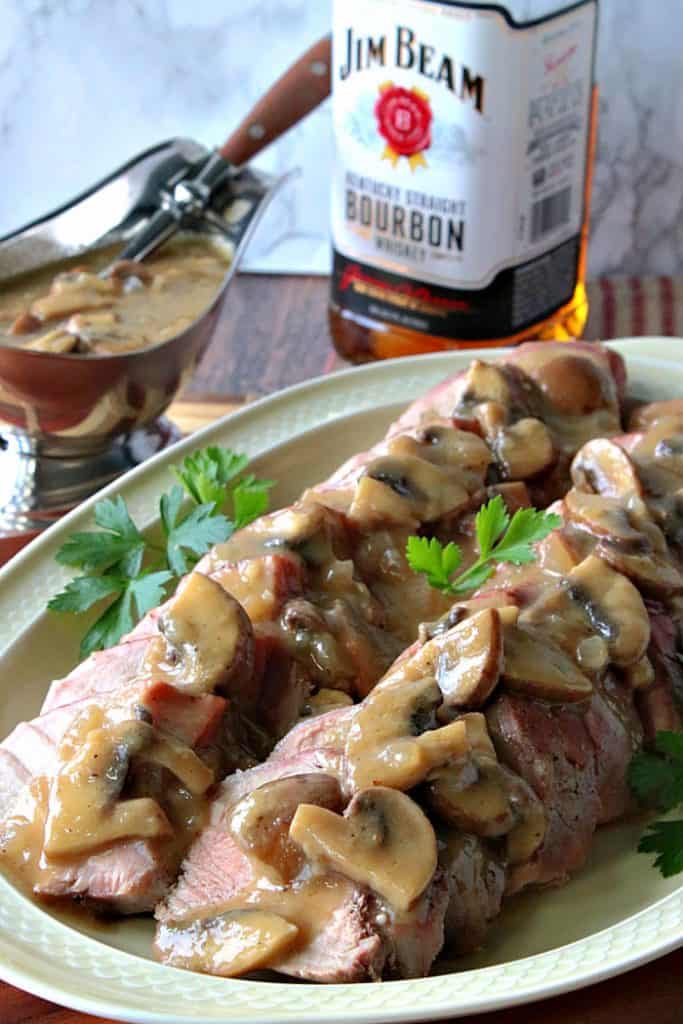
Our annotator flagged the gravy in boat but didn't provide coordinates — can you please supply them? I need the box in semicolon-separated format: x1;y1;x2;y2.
0;235;231;355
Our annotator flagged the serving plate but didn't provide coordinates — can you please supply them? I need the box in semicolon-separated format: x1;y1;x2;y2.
0;337;682;1024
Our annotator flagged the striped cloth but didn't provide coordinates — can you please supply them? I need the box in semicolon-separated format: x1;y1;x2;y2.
585;277;680;340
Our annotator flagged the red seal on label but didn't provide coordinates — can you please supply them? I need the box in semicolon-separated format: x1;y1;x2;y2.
374;84;432;169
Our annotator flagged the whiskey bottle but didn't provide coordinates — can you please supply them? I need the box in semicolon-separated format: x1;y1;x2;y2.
329;0;599;361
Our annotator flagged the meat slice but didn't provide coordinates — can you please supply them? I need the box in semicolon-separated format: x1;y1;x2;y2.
0;679;238;913
585;676;643;823
380;869;449;979
386;342;622;440
487;694;602;893
41;634;153;713
640;603;683;741
439;833;506;955
156;750;388;981
157;735;449;981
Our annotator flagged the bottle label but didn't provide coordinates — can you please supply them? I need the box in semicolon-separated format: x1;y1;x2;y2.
331;0;598;340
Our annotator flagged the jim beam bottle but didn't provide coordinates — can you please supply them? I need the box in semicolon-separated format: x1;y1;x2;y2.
329;0;599;361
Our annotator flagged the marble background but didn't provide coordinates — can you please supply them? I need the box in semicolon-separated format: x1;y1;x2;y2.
0;0;680;277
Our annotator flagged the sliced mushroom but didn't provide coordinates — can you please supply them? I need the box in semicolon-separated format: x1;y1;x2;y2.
428;749;544;860
302;689;354;717
576;635;610;673
352;454;469;526
144;573;255;698
455;360;511;409
623;656;656;690
536;531;577;575
535;355;609;416
434;609;503;707
289;787;437;911
155;909;299;977
571;439;642;499
474;400;507;438
45;717;174;858
506;791;547;865
484;481;532;513
31;271;119;320
629;400;683;432
346;676;468;791
25;328;80;353
501;625;593;701
565;492;683;593
564;489;646;546
566;554;650;667
414;423;492;487
494;418;556;480
10;311;42;335
427;762;515;837
230;774;342;880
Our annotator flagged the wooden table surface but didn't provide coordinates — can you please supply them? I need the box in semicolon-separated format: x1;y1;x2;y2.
2;274;682;1024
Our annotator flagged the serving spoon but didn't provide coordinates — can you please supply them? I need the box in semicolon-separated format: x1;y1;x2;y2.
114;35;334;267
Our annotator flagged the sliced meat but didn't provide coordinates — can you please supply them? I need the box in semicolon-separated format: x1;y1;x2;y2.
381;869;449;978
33;839;175;914
156;750;388;982
487;693;601;893
584;675;642;823
640;603;683;742
439;833;506;955
41;634;153;713
270;887;386;983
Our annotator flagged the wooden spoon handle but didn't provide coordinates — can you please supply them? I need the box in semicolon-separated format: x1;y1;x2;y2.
218;35;332;166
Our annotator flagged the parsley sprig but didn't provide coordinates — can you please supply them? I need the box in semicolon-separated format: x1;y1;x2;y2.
406;495;562;597
48;447;273;659
629;731;683;877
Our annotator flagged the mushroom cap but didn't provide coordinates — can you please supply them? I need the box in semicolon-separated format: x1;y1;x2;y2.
289;786;438;912
147;572;255;700
571;439;642;499
156;909;299;977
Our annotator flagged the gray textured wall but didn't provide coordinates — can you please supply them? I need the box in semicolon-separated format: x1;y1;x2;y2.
0;0;678;277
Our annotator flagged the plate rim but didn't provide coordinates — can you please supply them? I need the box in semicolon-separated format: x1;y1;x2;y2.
0;336;681;1023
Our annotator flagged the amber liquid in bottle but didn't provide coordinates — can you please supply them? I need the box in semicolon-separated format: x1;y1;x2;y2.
329;1;599;362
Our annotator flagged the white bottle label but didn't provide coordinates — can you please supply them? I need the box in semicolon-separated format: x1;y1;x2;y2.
331;0;597;340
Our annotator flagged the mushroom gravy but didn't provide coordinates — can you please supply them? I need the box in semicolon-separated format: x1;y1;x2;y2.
0;235;231;355
1;342;682;981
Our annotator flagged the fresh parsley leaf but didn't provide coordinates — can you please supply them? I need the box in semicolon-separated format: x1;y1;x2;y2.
77;570;174;659
163;503;233;576
49;446;273;659
406;497;560;597
654;731;683;762
630;731;683;878
449;561;496;595
638;820;683;878
629;751;681;811
233;474;275;530
630;739;683;813
406;536;462;591
174;447;250;509
55;496;146;573
80;589;135;659
47;575;124;614
490;507;563;565
474;494;509;560
128;570;175;619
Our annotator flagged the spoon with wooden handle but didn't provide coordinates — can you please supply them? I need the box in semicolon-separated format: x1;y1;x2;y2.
118;35;333;264
219;34;332;165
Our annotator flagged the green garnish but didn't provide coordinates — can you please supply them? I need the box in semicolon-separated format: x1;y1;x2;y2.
406;494;562;597
629;731;683;877
48;447;273;659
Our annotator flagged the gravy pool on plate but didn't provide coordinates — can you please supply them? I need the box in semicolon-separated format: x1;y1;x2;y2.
0;235;231;356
